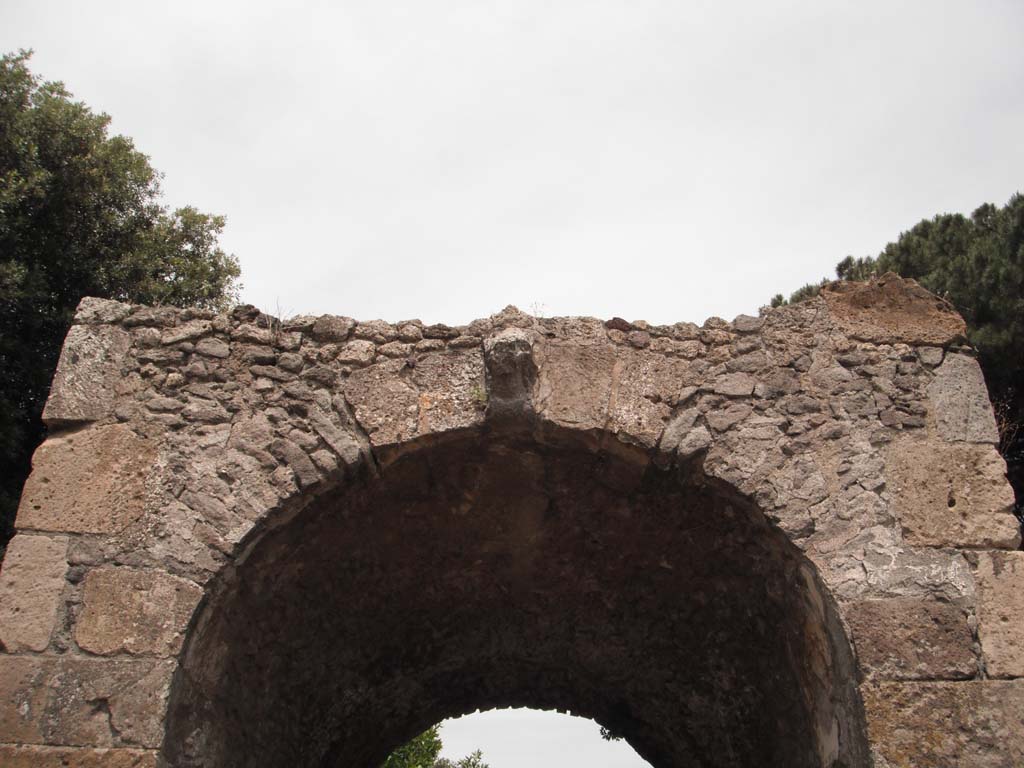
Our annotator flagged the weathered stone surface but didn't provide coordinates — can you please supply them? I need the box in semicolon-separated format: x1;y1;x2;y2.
194;337;230;358
0;746;157;767
3;285;1015;763
75;567;203;657
16;424;155;534
885;438;1020;548
43;324;132;424
822;273;967;346
344;351;485;451
160;320;212;344
0;534;68;651
535;342;616;433
0;655;174;748
974;551;1024;678
310;314;355;342
846;597;975;680
864;680;1024;767
608;350;689;448
927;352;1000;444
74;297;132;325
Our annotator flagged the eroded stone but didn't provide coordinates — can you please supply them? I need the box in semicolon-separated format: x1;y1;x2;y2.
927;353;1000;444
885;438;1019;548
846;597;975;680
16;425;156;534
43;324;132;424
0;534;68;652
75;566;203;657
975;551;1024;678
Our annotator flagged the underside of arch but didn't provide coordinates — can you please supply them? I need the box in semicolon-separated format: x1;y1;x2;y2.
162;424;868;768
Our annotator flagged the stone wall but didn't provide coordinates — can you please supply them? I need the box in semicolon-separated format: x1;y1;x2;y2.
0;274;1020;766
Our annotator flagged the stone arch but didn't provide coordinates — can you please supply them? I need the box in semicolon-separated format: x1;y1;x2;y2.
1;275;1022;767
161;423;869;768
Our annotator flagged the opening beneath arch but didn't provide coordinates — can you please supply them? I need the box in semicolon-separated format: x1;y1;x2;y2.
162;427;869;768
428;707;651;767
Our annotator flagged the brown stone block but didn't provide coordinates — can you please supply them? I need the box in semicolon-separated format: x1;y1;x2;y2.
927;352;1001;444
535;342;616;434
863;680;1024;768
845;597;975;680
0;655;174;748
16;424;156;534
885;437;1019;549
345;351;485;451
0;745;157;767
0;534;68;652
975;551;1024;678
0;655;50;743
821;273;966;346
75;567;203;657
42;324;132;425
608;350;690;449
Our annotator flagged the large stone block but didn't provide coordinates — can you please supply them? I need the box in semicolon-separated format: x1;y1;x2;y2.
885;438;1019;548
845;597;975;680
927;352;1000;444
0;655;174;748
75;567;203;657
16;424;156;534
42;324;132;425
0;534;68;652
0;746;156;767
535;342;617;434
863;680;1024;768
974;551;1024;678
821;273;966;346
607;350;690;448
344;351;485;452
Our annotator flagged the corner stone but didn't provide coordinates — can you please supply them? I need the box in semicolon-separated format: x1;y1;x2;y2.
927;353;1000;444
42;324;132;425
975;551;1024;678
16;424;156;534
885;437;1020;549
0;534;68;652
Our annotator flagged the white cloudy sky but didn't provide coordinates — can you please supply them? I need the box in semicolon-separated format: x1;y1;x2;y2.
4;1;1022;765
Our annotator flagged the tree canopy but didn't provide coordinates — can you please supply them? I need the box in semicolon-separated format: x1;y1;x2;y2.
383;727;490;768
771;193;1024;520
0;50;241;548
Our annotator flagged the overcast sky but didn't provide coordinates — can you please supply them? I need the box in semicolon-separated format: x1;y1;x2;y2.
4;1;1022;764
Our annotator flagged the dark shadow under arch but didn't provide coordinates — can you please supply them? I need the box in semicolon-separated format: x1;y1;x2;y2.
162;426;869;768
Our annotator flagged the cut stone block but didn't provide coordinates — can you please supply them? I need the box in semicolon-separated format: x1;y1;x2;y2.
0;655;174;748
16;424;155;534
927;352;1000;444
0;746;156;768
864;680;1024;768
885;438;1019;548
846;597;975;680
0;534;68;651
43;324;132;425
975;551;1024;678
76;566;203;657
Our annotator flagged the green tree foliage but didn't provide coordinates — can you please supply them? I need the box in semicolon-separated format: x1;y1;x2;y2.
383;727;489;768
0;50;241;548
433;750;490;768
772;193;1024;519
383;727;444;768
